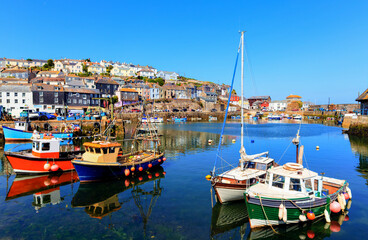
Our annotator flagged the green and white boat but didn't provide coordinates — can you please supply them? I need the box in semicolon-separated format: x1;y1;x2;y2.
244;132;352;229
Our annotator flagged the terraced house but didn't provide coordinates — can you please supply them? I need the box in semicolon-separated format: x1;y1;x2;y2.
0;84;34;117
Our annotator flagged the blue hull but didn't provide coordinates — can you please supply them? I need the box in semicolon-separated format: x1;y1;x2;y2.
72;155;164;182
2;126;73;141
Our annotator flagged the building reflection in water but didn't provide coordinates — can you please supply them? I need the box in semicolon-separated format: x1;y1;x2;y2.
348;135;368;184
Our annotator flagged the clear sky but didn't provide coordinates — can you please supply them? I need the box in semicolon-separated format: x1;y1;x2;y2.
1;0;367;104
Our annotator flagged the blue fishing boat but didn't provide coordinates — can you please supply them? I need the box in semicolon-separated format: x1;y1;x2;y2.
2;121;73;142
72;141;165;182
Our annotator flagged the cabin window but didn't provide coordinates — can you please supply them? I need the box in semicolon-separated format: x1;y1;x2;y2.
42;143;50;151
95;148;101;154
245;162;256;169
85;147;89;152
305;179;313;192
256;163;267;171
36;142;40;151
272;174;285;189
289;178;302;191
110;147;115;153
33;142;36;149
102;148;108;154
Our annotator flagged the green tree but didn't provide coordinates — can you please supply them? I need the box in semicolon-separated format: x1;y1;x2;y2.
106;65;113;73
231;89;237;95
47;59;54;68
155;77;165;86
42;63;49;70
84;58;91;62
26;58;32;61
110;96;119;105
82;64;88;73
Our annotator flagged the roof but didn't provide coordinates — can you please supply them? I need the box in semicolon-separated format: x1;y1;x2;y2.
0;84;32;92
31;83;64;92
269;164;318;179
286;94;302;99
83;141;121;148
120;88;138;93
31;77;65;83
356;88;368;101
248;96;270;100
158;71;178;75
2;68;28;73
96;78;119;85
38;71;61;75
64;87;99;94
0;78;28;83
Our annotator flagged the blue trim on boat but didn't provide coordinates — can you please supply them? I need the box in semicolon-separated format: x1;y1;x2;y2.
2;126;73;141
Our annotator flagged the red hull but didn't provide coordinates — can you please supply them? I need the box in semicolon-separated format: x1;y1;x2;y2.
6;171;79;200
5;154;75;174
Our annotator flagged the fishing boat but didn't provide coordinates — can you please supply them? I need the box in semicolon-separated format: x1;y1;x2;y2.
244;132;352;229
293;114;302;120
173;117;187;123
210;31;276;204
71;140;165;182
2;121;73;142
5;135;83;174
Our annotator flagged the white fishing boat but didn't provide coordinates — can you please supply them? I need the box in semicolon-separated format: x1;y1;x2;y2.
210;32;276;204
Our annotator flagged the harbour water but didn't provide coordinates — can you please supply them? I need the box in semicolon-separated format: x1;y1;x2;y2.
0;122;367;239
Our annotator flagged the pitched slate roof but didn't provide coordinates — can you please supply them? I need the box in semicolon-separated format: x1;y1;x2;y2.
356;88;368;101
96;78;119;85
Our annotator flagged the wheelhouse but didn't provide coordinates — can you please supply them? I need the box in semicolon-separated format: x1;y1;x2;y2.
82;141;121;163
14;121;29;131
32;138;61;158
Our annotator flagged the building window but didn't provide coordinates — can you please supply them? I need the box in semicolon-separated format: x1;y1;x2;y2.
22;93;25;97
91;100;94;104
54;92;58;97
55;98;58;103
15;99;18;103
40;97;43;103
14;92;18;97
76;93;80;97
22;99;25;104
73;99;77;104
6;92;10;97
78;99;82;104
83;100;86;105
83;94;87;99
67;99;71;104
40;92;43;96
7;99;10;103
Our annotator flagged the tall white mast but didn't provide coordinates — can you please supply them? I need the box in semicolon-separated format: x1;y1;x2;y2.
241;31;244;149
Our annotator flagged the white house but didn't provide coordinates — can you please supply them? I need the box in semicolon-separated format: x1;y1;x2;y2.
0;58;47;68
269;100;288;111
82;77;96;89
54;61;83;73
156;71;179;81
36;71;64;78
137;69;155;79
88;64;106;75
111;66;135;77
0;84;34;117
149;84;160;100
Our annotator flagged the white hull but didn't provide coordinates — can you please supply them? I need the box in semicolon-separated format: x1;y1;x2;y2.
215;186;245;203
249;218;299;229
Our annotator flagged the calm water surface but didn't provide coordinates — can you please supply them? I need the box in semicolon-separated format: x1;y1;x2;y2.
0;122;367;239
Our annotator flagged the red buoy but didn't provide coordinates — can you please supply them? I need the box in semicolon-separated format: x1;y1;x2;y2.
124;169;130;176
131;167;136;172
51;164;59;172
138;176;143;181
307;230;315;239
344;215;350;221
148;174;152;179
163;172;166;175
148;163;152;168
125;179;130;187
163;157;166;161
330;201;341;213
330;221;341;232
44;163;51;171
51;176;59;184
158;159;162;163
155;172;160;177
344;192;350;200
139;167;143;171
44;179;51;186
307;211;315;221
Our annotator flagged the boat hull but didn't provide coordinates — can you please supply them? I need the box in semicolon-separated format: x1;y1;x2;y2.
72;154;165;182
213;182;248;203
244;191;341;229
5;153;77;174
2;126;73;142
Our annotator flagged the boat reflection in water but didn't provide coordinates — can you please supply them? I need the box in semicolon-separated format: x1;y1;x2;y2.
6;171;79;212
71;166;165;232
210;201;248;240
247;209;351;240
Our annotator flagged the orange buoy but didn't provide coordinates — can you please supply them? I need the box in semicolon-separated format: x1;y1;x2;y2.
344;192;350;200
158;159;162;163
307;230;315;239
131;167;136;172
139;167;143;171
330;201;341;213
138;176;143;181
344;215;349;221
155;172;160;177
148;163;152;168
307;211;315;221
51;164;59;172
330;221;341;232
124;169;130;176
125;179;130;187
44;163;51;171
148;174;152;179
51;176;59;184
44;179;51;186
163;171;166;175
163;157;166;161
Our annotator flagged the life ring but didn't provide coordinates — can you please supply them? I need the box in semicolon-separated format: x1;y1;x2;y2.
93;128;100;133
283;162;303;171
94;122;100;129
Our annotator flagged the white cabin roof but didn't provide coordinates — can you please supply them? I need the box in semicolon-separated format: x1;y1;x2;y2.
268;164;318;179
248;157;274;164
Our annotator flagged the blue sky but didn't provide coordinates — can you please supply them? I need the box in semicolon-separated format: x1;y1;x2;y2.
1;0;367;104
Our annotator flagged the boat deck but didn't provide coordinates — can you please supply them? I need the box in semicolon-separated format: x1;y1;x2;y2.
220;167;267;181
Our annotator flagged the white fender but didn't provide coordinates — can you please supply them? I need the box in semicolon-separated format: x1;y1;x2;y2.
324;209;331;223
347;187;352;199
337;194;345;211
278;204;284;220
299;214;307;222
346;200;352;210
283;206;287;222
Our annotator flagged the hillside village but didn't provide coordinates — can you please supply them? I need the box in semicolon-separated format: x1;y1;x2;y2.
0;57;358;119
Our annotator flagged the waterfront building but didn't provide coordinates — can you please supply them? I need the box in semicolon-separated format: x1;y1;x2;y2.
95;78;119;98
149;84;160;100
64;79;87;89
286;94;302;103
65;74;81;82
118;88;139;105
64;88;100;112
185;84;197;99
54;61;83;73
356;88;368;115
31;77;65;86
126;83;150;100
0;68;30;79
31;84;65;114
111;66;135;77
36;70;64;78
269;100;288;111
156;71;179;81
162;85;190;99
248;96;271;108
0;84;34;117
82;77;97;89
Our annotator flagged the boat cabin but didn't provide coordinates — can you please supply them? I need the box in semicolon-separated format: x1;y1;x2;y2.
265;163;345;197
33;188;61;211
32;137;61;158
82;141;121;163
14;121;30;131
240;152;274;171
85;195;121;219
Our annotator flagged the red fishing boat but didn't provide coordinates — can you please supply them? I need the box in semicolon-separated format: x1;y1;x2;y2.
5;135;84;174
